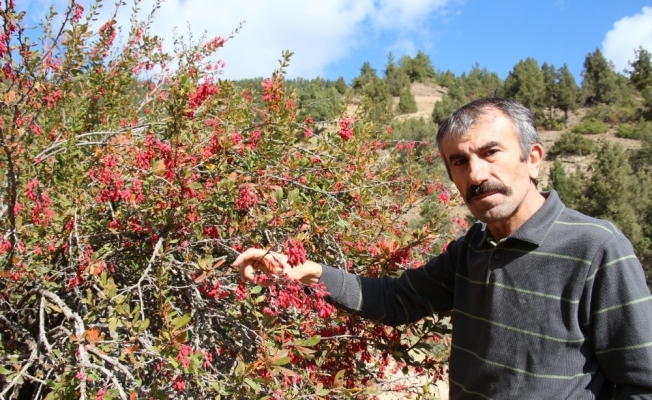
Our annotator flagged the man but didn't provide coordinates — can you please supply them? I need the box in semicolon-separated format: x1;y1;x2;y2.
234;98;652;399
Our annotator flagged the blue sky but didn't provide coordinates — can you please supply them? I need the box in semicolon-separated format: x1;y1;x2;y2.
327;1;652;82
29;1;652;84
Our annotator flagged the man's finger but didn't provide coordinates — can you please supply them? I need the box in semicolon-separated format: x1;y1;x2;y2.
239;264;256;283
233;248;266;267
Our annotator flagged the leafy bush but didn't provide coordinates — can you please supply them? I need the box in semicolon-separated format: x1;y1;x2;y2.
571;118;609;134
0;2;452;399
549;132;598;156
615;121;652;140
539;118;567;131
584;103;640;124
391;118;438;143
534;109;566;131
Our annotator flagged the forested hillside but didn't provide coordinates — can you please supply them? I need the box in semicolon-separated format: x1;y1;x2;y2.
235;48;652;287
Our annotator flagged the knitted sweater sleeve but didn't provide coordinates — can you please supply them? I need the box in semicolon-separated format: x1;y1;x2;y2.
585;231;652;398
318;241;457;327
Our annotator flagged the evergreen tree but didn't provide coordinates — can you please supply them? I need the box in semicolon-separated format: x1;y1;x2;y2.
436;70;456;88
546;159;584;209
400;51;436;83
628;47;652;93
350;61;393;122
431;65;503;125
385;53;410;97
581;48;630;104
503;57;545;109
541;62;558;119
397;86;418;114
363;76;393;123
334;76;348;95
352;61;378;91
556;64;581;122
580;143;651;256
465;64;503;100
432;84;466;125
630;129;652;173
292;78;343;122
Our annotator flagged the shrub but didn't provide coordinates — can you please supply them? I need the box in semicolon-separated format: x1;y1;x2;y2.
534;109;566;131
0;2;452;399
615;121;652;140
397;87;418;114
549;132;598;156
571;118;609;135
584;103;639;124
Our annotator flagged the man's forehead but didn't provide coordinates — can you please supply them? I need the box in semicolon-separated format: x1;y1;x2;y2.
441;113;517;157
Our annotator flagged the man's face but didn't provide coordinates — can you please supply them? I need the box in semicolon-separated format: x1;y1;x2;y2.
441;111;541;227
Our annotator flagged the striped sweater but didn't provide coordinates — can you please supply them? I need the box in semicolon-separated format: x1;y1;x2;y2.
319;191;652;399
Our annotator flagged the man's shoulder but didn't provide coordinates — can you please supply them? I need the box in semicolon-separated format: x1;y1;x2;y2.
552;207;632;253
558;207;621;235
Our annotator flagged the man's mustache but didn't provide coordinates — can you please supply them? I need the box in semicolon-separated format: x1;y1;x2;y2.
466;181;511;203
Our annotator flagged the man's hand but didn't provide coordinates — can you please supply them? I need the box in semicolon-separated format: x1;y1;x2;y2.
233;248;323;285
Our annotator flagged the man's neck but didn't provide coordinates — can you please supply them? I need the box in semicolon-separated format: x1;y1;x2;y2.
486;189;546;241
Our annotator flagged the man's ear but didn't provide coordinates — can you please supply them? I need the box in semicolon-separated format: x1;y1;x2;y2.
528;143;544;181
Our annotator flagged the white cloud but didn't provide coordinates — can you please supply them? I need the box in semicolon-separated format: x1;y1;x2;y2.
603;6;652;74
28;0;453;80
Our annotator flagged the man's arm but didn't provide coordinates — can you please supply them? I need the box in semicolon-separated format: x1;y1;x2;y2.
587;233;652;398
234;244;458;327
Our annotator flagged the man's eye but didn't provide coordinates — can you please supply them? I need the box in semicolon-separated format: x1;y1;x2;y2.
452;159;466;166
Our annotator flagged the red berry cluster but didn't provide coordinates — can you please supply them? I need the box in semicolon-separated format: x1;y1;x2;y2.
338;117;354;141
284;238;306;267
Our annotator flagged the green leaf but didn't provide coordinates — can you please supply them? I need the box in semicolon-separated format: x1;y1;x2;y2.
243;378;260;391
274;187;284;205
138;318;150;333
0;366;14;375
336;219;350;228
299;335;321;347
272;356;291;366
172;313;192;330
334;369;346;382
288;188;300;203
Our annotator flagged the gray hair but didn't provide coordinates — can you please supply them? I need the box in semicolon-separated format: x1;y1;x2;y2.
436;98;543;170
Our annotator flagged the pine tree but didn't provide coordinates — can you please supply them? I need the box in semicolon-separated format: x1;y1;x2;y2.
581;48;630;104
580;143;651;254
400;51;436;83
397;86;418;114
556;64;580;122
432;84;466;125
628;47;652;93
547;159;584;209
352;62;377;91
293;79;342;122
385;53;410;97
541;62;558;119
465;64;503;100
334;76;348;95
503;57;545;109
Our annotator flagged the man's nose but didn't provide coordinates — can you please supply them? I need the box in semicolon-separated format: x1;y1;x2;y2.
468;157;489;184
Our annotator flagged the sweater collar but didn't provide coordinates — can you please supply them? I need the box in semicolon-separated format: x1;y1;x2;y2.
480;190;566;247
